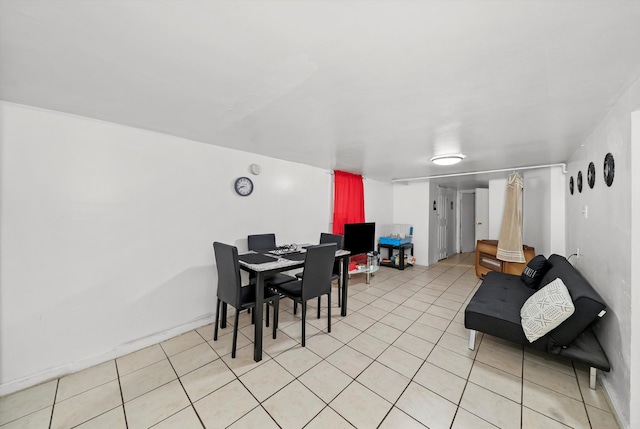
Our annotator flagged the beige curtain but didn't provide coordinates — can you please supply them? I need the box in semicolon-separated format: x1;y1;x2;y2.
497;172;525;263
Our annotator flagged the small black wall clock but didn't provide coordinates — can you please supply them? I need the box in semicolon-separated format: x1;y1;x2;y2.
569;176;574;195
604;153;615;187
234;177;254;196
587;162;596;189
577;171;583;193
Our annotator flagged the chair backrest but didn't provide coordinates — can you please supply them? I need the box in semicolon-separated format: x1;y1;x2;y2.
248;233;277;251
319;232;344;249
300;243;337;301
213;242;242;307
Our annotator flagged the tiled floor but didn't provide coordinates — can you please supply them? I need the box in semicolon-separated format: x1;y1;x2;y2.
0;253;619;428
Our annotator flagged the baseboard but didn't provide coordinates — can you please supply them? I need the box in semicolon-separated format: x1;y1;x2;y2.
601;376;629;429
0;313;215;397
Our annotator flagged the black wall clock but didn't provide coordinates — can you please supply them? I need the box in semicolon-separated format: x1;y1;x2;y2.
587;162;596;189
569;176;574;195
604;153;615;187
234;177;254;196
577;171;583;193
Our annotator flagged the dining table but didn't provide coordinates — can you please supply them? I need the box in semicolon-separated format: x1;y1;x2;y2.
237;246;351;362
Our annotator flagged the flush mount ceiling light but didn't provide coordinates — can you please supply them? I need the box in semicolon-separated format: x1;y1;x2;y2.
430;154;465;166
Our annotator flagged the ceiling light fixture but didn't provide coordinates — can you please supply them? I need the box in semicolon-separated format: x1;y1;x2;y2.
430;154;465;166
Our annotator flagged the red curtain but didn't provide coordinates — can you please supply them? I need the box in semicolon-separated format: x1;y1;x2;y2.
332;170;365;235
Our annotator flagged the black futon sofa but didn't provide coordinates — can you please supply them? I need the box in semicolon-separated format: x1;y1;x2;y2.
464;254;610;389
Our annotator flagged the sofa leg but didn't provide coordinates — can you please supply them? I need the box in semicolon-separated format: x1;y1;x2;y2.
590;367;597;390
468;329;476;350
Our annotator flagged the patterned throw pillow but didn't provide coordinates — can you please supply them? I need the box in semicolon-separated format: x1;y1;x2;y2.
520;278;575;343
520;255;549;289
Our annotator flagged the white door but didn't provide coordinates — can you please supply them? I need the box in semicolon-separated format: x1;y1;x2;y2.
475;188;489;242
437;188;448;260
446;188;456;257
460;192;476;252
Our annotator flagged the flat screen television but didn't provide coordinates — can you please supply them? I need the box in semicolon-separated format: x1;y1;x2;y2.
343;222;375;256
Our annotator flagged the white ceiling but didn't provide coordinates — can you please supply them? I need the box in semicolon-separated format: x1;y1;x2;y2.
2;1;640;188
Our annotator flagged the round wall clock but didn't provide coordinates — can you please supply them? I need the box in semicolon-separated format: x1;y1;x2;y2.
577;171;583;193
604;153;615;186
234;177;254;196
569;176;574;195
587;162;596;189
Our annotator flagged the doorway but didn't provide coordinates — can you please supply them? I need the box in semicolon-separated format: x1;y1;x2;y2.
460;192;476;252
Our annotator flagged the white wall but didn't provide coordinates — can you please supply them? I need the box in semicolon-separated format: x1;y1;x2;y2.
523;167;566;256
393;182;430;266
0;102;337;394
364;179;394;242
565;77;640;429
630;109;640;429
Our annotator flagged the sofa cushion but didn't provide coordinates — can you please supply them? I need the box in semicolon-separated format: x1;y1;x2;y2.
538;255;607;347
520;255;549;289
521;278;575;342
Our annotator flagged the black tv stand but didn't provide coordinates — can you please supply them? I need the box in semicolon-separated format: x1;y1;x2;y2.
378;243;414;270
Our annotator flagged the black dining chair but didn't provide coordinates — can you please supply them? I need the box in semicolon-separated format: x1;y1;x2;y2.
247;233;298;287
213;242;279;358
275;243;337;346
295;233;344;309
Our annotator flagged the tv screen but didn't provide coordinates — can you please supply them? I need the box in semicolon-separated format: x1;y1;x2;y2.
343;222;375;256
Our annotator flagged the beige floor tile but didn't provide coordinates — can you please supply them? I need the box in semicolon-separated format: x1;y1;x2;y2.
437;332;478;359
298;361;352;403
433;297;463;312
393;332;435;359
445;321;471;339
357;304;389;321
152;406;202;429
383;292;410;304
327;321;360;343
427;346;474;379
396;382;457;429
469;361;522;403
305;406;353;429
451;408;498;428
220;343;272;377
370;297;399;312
279;319;320;342
391;305;423;321
364;322;403;344
403;298;432;312
120;359;176;402
263;380;325;429
325;345;373;378
116;344;166;376
169;342;218;377
586;404;620;429
480;335;524;358
194;380;258;429
330;381;392;429
180;359;236;402
227;406;279;429
348;332;389;359
406;321;445;343
357;361;410;403
0;406;51;429
476;344;523;377
160;330;205;357
576;370;611;411
303;331;344;358
56;361;117;402
379;407;427;428
522;380;590;428
208;330;251;357
341;312;376;331
239;360;295;402
74;406;126;429
0;380;57;425
460;382;520;429
51;380;121;429
523;360;581;400
376;346;423;378
262;332;298;357
523;348;574;376
351;291;378;304
522;406;571;429
273;346;322;377
414;362;466;404
416;313;451;330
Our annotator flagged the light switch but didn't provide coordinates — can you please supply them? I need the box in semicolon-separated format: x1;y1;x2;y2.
582;205;588;219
